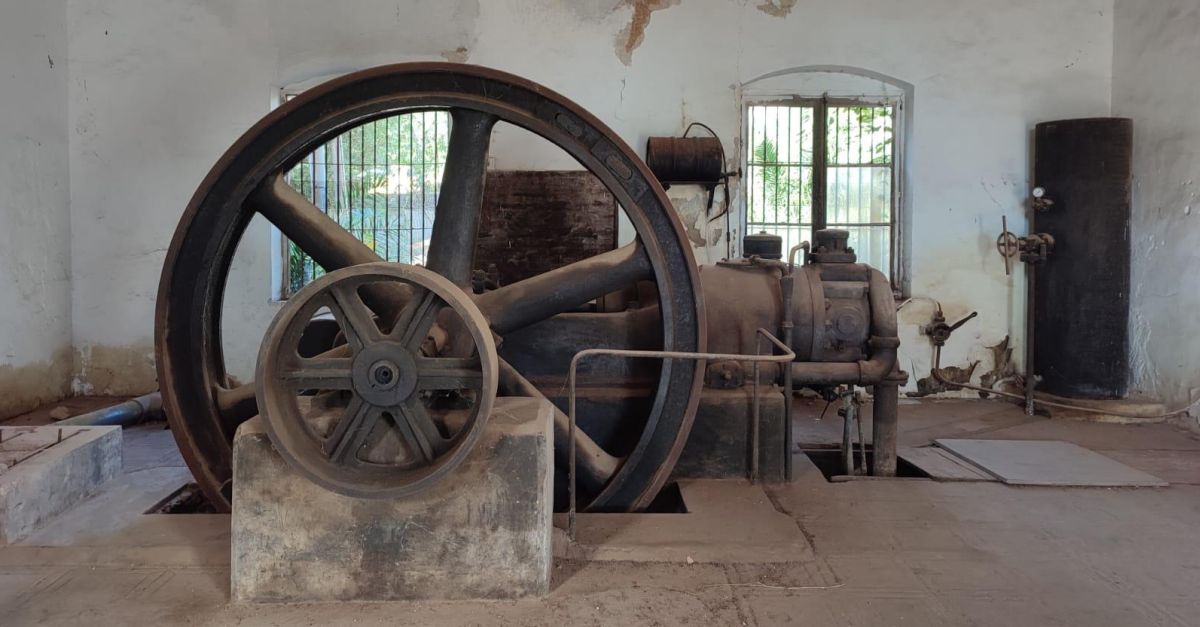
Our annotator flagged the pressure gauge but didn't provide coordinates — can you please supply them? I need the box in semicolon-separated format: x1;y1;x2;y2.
1031;186;1046;199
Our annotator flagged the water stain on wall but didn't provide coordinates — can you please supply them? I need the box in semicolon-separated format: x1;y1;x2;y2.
73;344;158;397
614;0;681;66
0;347;72;420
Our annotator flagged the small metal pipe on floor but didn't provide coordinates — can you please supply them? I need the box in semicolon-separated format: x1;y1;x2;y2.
56;392;162;427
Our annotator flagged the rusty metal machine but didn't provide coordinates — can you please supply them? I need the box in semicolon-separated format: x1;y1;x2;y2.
155;63;902;513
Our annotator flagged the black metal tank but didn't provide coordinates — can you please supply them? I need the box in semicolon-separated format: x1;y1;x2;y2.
1032;118;1133;399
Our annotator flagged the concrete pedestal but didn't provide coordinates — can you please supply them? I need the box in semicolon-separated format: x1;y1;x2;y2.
231;397;554;603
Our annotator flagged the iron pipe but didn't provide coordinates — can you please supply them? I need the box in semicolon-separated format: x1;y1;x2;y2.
871;380;899;476
57;392;162;427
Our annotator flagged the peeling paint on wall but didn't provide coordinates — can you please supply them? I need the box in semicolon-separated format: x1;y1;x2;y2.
756;0;798;18
910;361;978;398
613;0;681;66
978;335;1018;392
441;46;471;62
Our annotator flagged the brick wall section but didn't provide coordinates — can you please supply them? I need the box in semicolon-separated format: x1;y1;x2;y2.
474;170;617;287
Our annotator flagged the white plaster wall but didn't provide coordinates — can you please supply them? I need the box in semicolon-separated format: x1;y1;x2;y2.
1113;0;1200;411
0;1;72;417
65;0;1115;392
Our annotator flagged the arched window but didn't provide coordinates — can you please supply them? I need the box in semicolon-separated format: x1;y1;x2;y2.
741;66;912;290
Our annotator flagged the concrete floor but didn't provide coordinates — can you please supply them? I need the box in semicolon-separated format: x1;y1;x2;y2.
2;398;1199;625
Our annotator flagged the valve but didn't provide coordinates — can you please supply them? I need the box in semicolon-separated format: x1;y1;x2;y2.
924;310;978;347
996;216;1056;276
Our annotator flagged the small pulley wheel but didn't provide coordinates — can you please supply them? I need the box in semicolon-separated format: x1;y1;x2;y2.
255;262;498;499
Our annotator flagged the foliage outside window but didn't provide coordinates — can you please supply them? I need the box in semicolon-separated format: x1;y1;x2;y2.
283;106;451;296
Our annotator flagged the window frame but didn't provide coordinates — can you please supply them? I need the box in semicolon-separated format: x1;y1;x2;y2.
741;94;905;290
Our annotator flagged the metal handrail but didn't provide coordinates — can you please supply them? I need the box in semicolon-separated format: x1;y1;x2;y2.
566;328;794;540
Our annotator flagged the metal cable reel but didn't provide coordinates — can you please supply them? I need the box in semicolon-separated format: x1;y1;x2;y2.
255;263;498;499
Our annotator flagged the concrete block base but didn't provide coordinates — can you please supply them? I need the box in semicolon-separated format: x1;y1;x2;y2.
0;425;122;544
231;397;554;603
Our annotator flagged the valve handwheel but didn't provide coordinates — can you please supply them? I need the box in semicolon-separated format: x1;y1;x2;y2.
996;215;1021;276
256;263;498;498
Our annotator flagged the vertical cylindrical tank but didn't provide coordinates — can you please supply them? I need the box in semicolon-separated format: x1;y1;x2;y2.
1032;118;1133;399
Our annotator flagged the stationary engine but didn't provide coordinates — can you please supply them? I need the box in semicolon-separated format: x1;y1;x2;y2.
154;63;901;513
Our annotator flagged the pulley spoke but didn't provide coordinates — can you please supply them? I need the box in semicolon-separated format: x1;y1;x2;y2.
417;356;484;390
278;357;354;390
389;286;443;351
326;283;381;350
476;242;654;335
425;110;498;285
324;397;377;462
394;401;447;463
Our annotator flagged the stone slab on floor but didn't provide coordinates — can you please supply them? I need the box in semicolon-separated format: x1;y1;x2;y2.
0;426;122;544
231;397;554;603
935;438;1168;487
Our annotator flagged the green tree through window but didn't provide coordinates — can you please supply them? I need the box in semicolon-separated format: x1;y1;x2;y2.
283;108;451;296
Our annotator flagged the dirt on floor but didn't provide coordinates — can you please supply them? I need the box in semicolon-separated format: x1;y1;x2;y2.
1;395;132;427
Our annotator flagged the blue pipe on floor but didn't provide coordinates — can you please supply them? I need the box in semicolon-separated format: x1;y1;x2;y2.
56;392;162;427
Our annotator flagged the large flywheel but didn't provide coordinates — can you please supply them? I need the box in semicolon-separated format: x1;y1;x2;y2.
155;63;706;512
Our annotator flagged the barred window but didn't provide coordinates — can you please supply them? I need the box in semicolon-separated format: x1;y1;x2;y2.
281;97;451;296
745;99;897;279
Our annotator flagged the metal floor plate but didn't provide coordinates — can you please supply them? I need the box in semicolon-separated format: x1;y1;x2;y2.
898;446;996;482
934;439;1168;487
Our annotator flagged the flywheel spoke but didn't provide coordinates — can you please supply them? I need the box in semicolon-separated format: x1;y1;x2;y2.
252;173;382;270
425;110;498;285
476;242;654;335
251;173;409;319
498;359;621;493
215;383;258;431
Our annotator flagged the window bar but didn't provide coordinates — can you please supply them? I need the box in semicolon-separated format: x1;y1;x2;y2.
358;121;365;243
812;99;827;231
422;112;430;264
370;118;378;257
857;107;864;232
433;111;441;265
408;114;416;264
383;115;391;261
